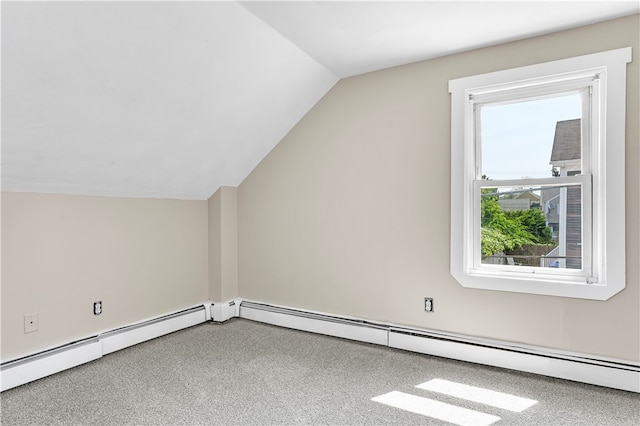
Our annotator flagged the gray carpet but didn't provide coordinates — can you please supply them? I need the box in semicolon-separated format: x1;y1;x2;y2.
1;318;638;425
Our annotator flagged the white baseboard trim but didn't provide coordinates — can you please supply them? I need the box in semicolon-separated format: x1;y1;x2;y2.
239;299;640;393
240;300;388;346
388;328;639;393
101;307;207;355
0;339;102;392
1;304;209;392
2;299;638;394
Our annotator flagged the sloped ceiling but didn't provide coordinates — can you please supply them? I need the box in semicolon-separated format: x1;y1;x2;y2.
2;1;638;200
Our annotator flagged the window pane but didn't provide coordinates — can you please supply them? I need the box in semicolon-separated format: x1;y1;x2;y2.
480;94;582;180
480;184;582;270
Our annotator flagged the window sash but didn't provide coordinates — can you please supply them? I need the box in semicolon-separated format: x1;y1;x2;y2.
469;81;597;282
467;68;602;105
472;86;595;179
471;175;592;281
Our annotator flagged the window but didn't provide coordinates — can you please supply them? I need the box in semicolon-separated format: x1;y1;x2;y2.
449;48;631;300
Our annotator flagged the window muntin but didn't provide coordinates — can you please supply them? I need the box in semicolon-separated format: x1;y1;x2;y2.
449;47;630;300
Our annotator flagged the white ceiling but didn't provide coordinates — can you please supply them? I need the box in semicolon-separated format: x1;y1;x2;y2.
2;1;638;200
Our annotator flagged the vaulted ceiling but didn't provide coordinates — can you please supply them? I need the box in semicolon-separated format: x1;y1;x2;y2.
2;1;638;200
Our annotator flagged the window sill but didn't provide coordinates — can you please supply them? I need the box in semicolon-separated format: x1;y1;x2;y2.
452;269;623;300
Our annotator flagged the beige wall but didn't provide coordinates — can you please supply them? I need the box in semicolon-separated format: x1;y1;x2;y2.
2;15;637;365
238;15;640;361
1;192;208;361
208;186;238;301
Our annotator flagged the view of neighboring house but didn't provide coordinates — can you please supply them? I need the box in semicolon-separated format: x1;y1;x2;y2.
542;118;582;269
544;187;561;238
484;119;582;269
516;190;541;206
498;190;541;211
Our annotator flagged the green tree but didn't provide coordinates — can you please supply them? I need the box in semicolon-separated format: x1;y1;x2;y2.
480;182;553;257
506;208;554;244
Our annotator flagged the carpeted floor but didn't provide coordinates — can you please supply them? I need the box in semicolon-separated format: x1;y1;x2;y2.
1;318;638;425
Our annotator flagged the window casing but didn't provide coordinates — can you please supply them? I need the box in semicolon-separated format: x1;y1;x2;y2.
449;48;631;300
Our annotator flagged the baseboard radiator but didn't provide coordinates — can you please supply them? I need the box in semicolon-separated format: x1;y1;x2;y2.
239;300;640;393
1;304;209;392
3;299;638;393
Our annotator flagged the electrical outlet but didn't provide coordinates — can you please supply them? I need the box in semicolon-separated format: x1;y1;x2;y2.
424;298;434;313
24;313;39;333
93;301;102;315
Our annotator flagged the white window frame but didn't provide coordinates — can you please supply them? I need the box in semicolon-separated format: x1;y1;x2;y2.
449;47;631;300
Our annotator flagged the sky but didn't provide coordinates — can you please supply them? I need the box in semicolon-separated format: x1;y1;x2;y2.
480;93;582;181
